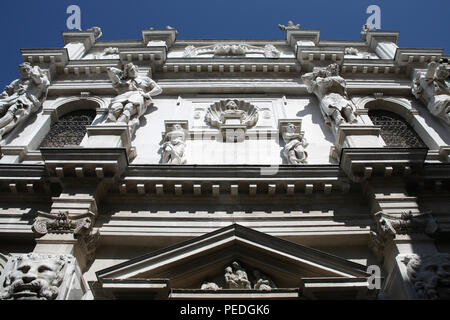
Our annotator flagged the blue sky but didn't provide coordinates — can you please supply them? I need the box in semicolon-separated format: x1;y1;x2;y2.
0;0;449;86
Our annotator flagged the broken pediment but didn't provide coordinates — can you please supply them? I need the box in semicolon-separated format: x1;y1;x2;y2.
93;224;376;299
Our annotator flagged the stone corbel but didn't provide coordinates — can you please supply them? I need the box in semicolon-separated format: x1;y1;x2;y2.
331;124;382;161
86;125;136;160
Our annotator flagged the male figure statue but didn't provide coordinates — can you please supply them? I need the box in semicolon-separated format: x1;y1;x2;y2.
0;63;49;139
302;63;358;133
106;63;162;133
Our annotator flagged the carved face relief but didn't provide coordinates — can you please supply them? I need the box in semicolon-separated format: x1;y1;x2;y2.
435;66;449;81
405;254;450;300
169;125;185;145
18;63;32;79
1;254;69;300
124;63;138;79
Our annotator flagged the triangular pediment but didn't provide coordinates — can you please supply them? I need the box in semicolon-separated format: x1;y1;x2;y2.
94;224;374;299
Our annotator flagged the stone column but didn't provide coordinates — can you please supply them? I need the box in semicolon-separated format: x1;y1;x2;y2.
365;182;443;299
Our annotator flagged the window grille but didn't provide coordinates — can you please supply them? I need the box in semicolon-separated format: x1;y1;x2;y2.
368;110;425;148
40;110;96;147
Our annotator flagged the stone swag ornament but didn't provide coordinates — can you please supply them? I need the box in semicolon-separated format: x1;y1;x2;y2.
0;62;50;140
106;63;162;134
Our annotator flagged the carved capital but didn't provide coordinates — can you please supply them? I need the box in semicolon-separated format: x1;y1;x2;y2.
370;211;438;259
32;211;94;237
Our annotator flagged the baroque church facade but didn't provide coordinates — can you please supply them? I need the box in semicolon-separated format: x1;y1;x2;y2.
0;23;449;300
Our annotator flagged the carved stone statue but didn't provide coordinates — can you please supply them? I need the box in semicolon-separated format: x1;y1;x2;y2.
253;270;276;291
281;123;309;164
224;261;251;289
344;47;359;56
86;26;102;40
106;63;162;133
278;21;300;31
162;124;187;165
200;282;221;291
412;61;450;125
0;253;73;300
0;63;50;140
403;254;450;300
302;63;358;133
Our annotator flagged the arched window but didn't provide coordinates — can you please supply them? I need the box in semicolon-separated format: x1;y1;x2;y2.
40;110;96;147
368;110;426;148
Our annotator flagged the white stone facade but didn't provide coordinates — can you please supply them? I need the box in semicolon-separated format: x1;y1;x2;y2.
0;25;449;300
